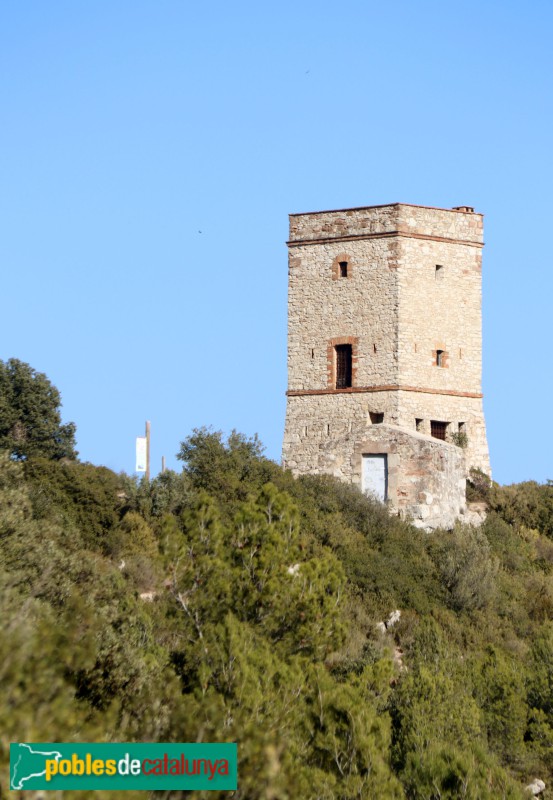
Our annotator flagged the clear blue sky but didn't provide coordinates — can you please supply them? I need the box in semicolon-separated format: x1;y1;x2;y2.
1;1;551;485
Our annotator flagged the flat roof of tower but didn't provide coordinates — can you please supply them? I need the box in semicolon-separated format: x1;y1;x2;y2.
289;202;482;217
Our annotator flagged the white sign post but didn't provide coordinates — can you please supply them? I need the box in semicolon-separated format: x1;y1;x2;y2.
136;436;147;473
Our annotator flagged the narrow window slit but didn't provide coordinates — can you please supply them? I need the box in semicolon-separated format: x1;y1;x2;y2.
335;344;352;388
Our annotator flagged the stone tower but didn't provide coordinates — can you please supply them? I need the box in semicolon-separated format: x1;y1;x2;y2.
282;202;490;529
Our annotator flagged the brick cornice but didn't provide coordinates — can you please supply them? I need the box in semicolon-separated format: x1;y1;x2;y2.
286;384;483;399
287;230;484;249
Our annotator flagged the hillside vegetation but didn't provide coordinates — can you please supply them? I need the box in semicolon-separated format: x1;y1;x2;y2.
1;362;553;799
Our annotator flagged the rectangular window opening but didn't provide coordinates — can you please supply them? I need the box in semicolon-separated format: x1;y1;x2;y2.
435;264;444;280
339;261;348;278
415;418;423;432
335;344;352;389
436;349;444;367
431;420;449;441
458;422;466;433
369;411;384;424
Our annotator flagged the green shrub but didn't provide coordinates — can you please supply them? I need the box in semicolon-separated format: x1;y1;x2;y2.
491;481;553;538
466;467;492;503
23;458;127;550
428;525;498;611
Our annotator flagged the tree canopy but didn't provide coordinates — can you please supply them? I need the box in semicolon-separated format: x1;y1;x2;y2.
0;358;77;460
2;399;553;796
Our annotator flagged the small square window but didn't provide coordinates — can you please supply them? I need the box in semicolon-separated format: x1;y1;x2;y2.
332;255;353;280
431;420;448;440
369;411;384;424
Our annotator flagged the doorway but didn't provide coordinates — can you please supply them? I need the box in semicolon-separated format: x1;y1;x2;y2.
362;454;388;502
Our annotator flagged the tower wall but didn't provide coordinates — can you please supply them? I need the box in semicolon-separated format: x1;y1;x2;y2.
283;203;491;528
394;205;489;472
287;236;400;393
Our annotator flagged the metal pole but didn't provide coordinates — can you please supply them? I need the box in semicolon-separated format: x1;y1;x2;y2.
161;456;166;474
145;420;151;481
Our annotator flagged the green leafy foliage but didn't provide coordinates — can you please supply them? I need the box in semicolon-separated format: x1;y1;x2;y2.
0;358;77;460
428;525;498;611
177;427;275;506
466;466;492;503
2;417;553;798
24;457;127;548
491;480;553;538
473;646;528;764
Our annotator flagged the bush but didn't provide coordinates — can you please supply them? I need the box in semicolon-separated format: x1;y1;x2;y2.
428;525;498;611
23;458;127;550
466;467;492;503
491;481;553;538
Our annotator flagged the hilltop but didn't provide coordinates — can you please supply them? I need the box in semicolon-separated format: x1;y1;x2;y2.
1;362;553;798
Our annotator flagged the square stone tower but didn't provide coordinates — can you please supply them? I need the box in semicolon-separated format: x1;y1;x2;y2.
282;202;490;529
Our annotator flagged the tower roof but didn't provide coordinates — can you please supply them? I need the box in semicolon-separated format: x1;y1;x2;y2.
290;202;480;217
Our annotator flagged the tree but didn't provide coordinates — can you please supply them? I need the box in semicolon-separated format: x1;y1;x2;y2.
176;427;272;503
428;525;498;611
0;358;77;460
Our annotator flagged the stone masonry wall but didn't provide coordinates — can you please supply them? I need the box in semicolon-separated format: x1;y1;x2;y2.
283;393;489;480
282;392;401;473
283;202;491;529
397;238;482;393
396;393;489;474
394;206;489;473
316;423;467;531
287;236;400;392
289;204;400;243
289;203;483;245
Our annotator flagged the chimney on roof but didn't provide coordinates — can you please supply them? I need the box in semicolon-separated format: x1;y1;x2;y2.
452;205;474;213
